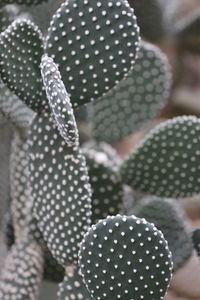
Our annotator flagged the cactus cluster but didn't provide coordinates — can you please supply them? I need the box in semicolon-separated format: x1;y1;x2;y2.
0;0;199;300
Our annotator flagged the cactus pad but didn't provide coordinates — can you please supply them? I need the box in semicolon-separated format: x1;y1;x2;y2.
41;55;79;146
57;267;91;300
120;116;200;198
0;19;46;112
134;197;193;271
28;112;92;266
79;215;172;300
90;41;171;143
46;0;140;107
0;240;43;300
83;147;123;223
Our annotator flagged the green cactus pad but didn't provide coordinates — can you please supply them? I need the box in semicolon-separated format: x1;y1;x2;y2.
133;197;193;271
45;0;140;107
128;0;166;42
0;19;46;112
192;228;200;257
90;41;171;143
83;147;123;224
0;240;43;300
120;116;200;198
79;215;172;300
0;82;34;139
0;0;47;6
28;112;92;266
41;55;79;146
57;267;91;300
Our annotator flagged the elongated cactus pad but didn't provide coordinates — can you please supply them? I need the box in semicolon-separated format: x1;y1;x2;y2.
46;0;140;107
41;55;79;146
0;19;46;112
83;147;123;223
0;240;43;300
57;266;91;300
89;41;171;143
28;112;92;266
133;197;193;271
0;0;47;6
192;228;200;257
79;215;172;300
120;116;200;198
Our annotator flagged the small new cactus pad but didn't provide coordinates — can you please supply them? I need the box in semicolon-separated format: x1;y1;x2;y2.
41;55;79;146
83;140;121;169
57;266;91;300
83;147;123;223
133;197;193;271
79;215;173;300
192;228;200;257
45;0;140;107
128;0;166;42
0;82;34;139
0;19;46;112
120;116;200;198
89;41;171;143
0;0;47;6
0;240;43;300
28;109;92;266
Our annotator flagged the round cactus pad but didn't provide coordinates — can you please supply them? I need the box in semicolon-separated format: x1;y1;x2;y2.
79;215;172;300
90;41;171;143
46;0;140;107
120;116;200;198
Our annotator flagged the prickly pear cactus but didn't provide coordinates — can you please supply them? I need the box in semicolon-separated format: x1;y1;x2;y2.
57;266;91;300
0;240;44;300
79;215;173;300
45;0;140;106
27;55;92;267
83;147;123;223
192;228;200;257
133;197;193;271
89;41;171;143
0;19;46;112
120;116;200;198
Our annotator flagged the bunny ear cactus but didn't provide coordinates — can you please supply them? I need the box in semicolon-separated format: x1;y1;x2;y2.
57;266;91;300
133;197;193;271
26;55;92;267
192;228;200;257
82;146;123;224
120;116;200;198
0;240;44;300
89;41;172;143
79;215;173;300
45;0;140;107
0;19;47;113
